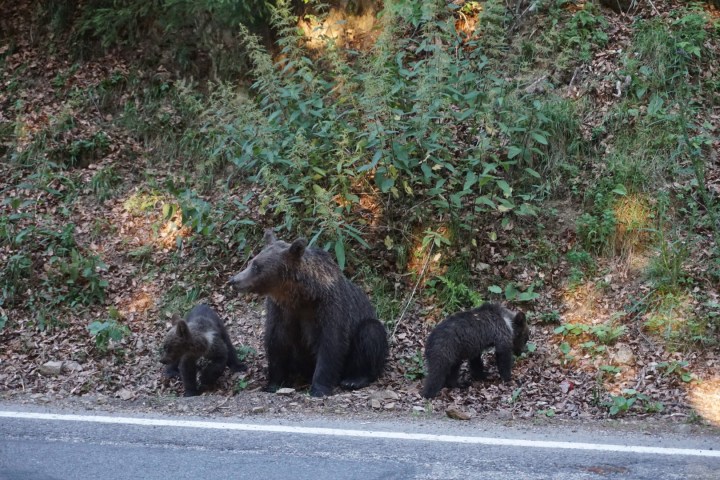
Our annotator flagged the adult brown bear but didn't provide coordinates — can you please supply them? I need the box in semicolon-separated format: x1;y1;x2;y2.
229;230;388;397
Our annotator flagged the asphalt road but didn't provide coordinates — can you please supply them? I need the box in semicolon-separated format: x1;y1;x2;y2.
0;406;719;480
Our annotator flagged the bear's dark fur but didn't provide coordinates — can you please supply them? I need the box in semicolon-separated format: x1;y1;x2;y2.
229;229;388;397
160;304;246;397
421;303;530;399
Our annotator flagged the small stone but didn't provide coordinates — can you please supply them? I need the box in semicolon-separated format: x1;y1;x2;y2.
384;390;400;400
39;361;63;376
251;406;266;414
446;408;471;421
62;361;83;373
370;399;382;409
116;389;134;401
497;408;512;420
412;406;425;413
370;389;399;401
560;379;575;394
611;343;635;366
276;388;295;396
384;402;396;410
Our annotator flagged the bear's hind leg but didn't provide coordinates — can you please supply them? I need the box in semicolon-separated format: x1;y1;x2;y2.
340;318;389;391
444;361;463;388
469;355;486;381
421;354;459;398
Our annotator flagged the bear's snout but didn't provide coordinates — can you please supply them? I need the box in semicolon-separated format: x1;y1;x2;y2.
228;270;252;291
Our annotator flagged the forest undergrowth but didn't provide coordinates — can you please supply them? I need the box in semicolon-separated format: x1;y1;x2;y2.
1;0;719;425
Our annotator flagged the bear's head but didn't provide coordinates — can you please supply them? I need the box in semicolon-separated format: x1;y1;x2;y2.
511;311;530;356
228;229;307;296
159;315;192;365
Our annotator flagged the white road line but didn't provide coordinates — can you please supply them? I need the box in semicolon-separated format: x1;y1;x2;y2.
1;410;718;458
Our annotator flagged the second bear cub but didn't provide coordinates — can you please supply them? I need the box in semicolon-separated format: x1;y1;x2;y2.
422;303;530;398
160;304;245;397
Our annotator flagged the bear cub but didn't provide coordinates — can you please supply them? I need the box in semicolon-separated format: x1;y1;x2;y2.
229;229;388;397
422;302;530;399
160;304;246;397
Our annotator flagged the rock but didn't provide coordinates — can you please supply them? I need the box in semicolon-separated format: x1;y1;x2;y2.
39;361;64;376
251;406;266;414
497;408;512;420
611;343;635;366
62;361;83;373
370;399;382;409
560;379;575;394
412;406;425;413
384;390;400;400
384;402;396;410
116;389;134;401
276;388;295;396
370;389;399;401
446;408;471;421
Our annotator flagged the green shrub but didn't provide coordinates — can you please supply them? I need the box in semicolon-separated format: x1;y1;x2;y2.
401;350;426;381
88;308;131;353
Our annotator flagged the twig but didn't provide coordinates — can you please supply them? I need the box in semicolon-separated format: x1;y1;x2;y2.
390;242;434;341
205;395;231;413
634;366;648;391
511;1;539;32
646;0;660;16
568;67;580;89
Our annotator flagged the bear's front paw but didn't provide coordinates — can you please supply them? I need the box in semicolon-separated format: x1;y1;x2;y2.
163;366;181;379
309;384;333;397
340;377;370;390
183;389;200;397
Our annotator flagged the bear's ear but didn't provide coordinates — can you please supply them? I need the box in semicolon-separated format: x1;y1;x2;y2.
289;237;307;259
170;313;182;326
512;311;527;330
263;229;277;245
176;319;190;338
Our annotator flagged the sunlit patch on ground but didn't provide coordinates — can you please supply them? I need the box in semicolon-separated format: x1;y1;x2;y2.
624;250;651;275
455;2;481;40
688;377;720;426
298;5;378;50
612;193;653;258
406;226;448;279
117;289;157;322
561;281;608;326
643;292;693;337
704;2;720;20
563;1;586;13
156;210;191;250
114;191;190;252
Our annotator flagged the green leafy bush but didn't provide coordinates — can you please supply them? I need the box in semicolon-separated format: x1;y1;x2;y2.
178;0;553;267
